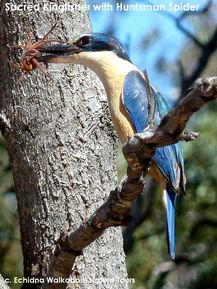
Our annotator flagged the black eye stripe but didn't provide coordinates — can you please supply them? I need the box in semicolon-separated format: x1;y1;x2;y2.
80;36;92;46
75;34;131;62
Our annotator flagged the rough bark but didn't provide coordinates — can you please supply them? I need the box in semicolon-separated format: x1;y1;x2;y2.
0;274;10;289
0;1;128;289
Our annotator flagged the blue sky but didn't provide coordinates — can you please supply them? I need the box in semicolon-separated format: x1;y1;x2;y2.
88;0;209;102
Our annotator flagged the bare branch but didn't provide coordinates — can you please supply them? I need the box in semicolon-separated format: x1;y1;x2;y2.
175;16;204;48
43;76;217;289
148;0;213;49
134;77;217;147
145;1;217;97
179;0;213;20
180;28;217;96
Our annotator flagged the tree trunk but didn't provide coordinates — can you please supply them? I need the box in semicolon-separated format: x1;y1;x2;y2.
0;274;10;289
0;1;128;288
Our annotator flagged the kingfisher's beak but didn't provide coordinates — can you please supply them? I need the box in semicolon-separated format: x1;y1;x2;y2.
37;41;82;63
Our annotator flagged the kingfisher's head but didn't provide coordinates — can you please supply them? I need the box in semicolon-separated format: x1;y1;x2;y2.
39;33;131;71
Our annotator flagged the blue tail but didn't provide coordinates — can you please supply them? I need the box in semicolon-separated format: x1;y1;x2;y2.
163;185;177;259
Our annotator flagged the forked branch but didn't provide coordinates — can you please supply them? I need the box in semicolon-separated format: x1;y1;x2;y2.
42;76;217;289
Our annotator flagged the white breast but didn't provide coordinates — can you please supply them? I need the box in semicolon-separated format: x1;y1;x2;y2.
71;51;140;143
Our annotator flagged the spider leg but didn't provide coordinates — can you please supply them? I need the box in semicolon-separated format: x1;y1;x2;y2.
23;28;34;48
42;22;57;41
31;39;61;50
11;44;28;49
9;61;21;71
32;58;48;74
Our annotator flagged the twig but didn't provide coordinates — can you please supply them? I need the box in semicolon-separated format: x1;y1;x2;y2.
146;0;213;49
180;28;217;96
145;1;217;98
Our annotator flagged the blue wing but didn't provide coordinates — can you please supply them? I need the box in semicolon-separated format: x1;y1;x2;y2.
154;92;185;191
123;70;149;131
122;70;185;259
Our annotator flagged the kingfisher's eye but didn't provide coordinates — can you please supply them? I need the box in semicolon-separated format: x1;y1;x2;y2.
80;36;92;46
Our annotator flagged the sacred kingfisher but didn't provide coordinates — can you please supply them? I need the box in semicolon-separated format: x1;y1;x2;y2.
38;33;186;259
